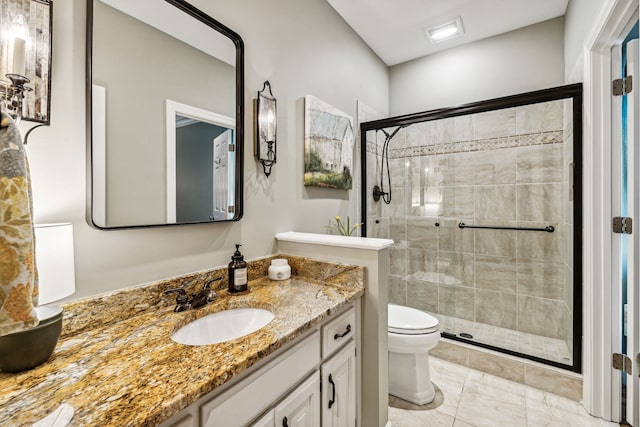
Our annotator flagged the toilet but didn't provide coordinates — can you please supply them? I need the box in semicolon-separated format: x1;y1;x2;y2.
388;304;440;405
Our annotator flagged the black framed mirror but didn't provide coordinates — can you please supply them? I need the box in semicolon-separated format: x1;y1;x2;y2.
86;0;244;229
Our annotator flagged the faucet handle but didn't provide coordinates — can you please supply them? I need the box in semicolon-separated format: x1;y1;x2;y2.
165;287;188;301
204;277;223;289
164;288;191;311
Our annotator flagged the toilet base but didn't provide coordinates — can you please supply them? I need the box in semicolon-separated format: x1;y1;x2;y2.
389;350;435;405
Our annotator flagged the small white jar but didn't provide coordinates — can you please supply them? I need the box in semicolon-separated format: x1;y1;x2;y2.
268;258;291;280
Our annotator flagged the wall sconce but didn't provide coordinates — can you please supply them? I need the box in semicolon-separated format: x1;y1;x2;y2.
0;0;53;142
255;80;277;177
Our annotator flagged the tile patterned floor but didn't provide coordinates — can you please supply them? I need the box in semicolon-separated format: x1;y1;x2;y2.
436;314;572;365
388;358;618;427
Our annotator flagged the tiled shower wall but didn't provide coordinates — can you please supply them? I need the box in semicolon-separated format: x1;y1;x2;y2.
365;99;574;357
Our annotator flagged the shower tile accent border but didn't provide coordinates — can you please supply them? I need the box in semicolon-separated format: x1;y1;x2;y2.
430;338;582;402
365;130;563;157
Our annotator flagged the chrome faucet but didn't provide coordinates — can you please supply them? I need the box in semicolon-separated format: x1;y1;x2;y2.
164;277;222;312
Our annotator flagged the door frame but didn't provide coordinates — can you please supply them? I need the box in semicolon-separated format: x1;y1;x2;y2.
165;99;235;223
583;0;638;420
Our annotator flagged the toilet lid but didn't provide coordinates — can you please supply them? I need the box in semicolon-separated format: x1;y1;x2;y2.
388;304;439;335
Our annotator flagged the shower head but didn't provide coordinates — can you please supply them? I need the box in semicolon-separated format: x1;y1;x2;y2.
380;125;406;142
375;124;409;205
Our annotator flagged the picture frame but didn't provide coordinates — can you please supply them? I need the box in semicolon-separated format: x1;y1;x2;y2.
303;95;354;190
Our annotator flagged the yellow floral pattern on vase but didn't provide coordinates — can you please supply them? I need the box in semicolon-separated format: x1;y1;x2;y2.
0;112;39;336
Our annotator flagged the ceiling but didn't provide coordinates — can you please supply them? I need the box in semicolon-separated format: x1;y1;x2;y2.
326;0;570;66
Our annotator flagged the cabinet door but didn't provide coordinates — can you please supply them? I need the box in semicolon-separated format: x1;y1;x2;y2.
251;410;275;427
321;342;356;427
274;372;320;427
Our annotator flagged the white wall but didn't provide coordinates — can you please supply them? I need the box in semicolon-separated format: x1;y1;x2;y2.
23;0;388;299
564;0;609;80
389;17;565;116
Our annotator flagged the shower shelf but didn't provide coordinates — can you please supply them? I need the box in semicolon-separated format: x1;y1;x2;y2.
458;223;555;233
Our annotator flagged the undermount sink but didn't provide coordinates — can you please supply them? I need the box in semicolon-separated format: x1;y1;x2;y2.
171;308;275;346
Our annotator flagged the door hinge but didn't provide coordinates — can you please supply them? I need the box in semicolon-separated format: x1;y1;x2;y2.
229;144;235;152
228;205;235;213
613;76;633;96
613;353;633;375
613;217;632;234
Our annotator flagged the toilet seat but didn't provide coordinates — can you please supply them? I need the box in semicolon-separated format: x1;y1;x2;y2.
388;304;439;335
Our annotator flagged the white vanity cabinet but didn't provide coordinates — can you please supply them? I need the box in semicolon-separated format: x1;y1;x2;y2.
272;373;321;427
320;342;356;427
320;307;356;427
252;373;320;427
159;303;358;427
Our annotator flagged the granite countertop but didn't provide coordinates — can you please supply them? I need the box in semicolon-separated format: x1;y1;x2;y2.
0;255;364;426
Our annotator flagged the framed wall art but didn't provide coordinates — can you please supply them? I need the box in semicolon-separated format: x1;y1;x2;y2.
303;95;354;190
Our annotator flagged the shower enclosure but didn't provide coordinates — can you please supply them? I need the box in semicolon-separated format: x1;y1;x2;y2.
360;84;582;371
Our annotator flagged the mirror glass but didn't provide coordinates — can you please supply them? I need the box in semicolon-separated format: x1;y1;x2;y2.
88;0;243;228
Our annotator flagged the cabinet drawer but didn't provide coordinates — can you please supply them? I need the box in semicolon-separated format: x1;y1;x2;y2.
322;306;355;358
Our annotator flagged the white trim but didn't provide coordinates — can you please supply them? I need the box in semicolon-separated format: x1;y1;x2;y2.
275;232;394;251
91;84;107;227
583;0;638;420
165;99;235;223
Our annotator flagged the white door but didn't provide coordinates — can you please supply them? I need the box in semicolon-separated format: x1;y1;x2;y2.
274;373;320;427
613;36;640;426
624;38;640;427
321;342;356;427
213;129;232;220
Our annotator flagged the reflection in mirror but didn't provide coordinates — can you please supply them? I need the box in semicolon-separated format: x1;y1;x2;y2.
166;100;235;223
87;0;243;228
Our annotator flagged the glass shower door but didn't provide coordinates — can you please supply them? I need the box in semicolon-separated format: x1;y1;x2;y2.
361;84;583;372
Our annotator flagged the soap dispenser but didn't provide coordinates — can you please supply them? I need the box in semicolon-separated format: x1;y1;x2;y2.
228;244;248;293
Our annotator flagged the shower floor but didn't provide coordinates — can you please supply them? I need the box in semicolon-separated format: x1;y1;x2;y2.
435;314;572;365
